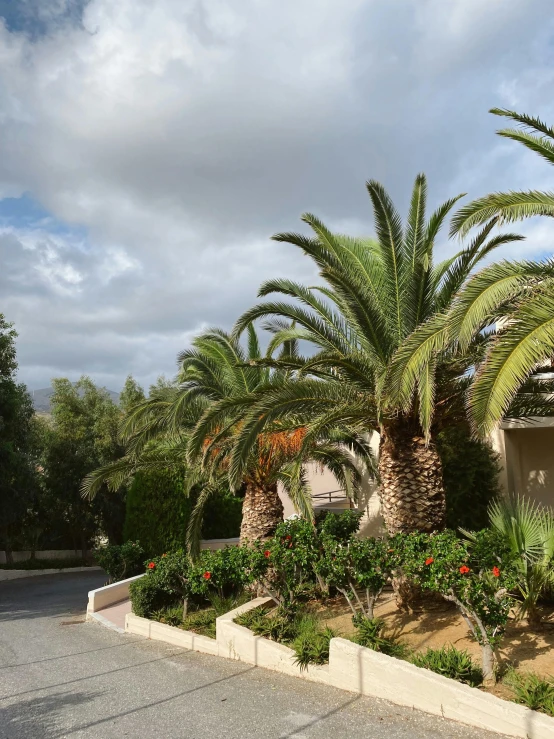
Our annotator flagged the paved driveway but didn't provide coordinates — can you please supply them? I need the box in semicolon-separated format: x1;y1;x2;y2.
0;572;503;738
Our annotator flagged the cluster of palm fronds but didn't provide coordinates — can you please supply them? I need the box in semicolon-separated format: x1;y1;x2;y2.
82;107;554;548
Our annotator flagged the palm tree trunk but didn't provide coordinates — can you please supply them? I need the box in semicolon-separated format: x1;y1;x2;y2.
378;422;446;535
240;482;284;544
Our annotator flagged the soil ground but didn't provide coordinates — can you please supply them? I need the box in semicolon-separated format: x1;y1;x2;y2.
312;592;554;693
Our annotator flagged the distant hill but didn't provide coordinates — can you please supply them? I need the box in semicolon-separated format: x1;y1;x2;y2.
30;385;120;413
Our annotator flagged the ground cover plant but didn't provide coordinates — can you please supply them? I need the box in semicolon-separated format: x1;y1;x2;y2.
503;669;554;717
411;645;482;687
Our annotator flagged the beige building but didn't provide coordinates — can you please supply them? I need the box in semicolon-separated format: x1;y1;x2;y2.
279;420;554;527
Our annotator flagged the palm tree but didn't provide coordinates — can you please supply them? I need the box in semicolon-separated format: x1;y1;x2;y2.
83;325;374;549
228;175;520;535
442;109;554;435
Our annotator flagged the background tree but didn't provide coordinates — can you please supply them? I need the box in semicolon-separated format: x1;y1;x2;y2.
40;376;127;555
0;316;40;562
231;175;519;535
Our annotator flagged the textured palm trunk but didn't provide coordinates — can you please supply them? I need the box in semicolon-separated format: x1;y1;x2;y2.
239;482;284;545
378;422;446;535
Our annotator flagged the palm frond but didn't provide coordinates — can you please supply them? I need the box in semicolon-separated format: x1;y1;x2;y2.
469;288;554;434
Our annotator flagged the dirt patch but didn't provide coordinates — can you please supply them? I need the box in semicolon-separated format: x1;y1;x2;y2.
310;593;554;682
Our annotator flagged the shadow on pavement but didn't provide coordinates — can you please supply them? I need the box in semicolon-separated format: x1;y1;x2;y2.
0;689;104;738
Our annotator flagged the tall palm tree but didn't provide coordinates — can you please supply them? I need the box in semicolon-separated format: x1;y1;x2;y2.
83;325;374;548
441;109;554;435
228;175;520;535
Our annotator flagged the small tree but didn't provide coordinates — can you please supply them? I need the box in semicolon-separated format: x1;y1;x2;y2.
400;530;517;685
316;536;391;620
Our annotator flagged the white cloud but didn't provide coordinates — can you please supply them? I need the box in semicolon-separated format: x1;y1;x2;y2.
1;0;554;391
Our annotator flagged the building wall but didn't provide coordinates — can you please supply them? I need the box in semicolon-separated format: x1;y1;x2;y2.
493;424;554;507
278;432;385;535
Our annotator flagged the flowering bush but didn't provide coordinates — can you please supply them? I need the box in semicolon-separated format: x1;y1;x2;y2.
316;536;392;619
249;518;321;606
400;529;518;684
189;546;254;599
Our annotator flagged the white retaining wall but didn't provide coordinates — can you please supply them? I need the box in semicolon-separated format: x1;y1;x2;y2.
87;574;144;613
0;550;92;564
123;596;554;739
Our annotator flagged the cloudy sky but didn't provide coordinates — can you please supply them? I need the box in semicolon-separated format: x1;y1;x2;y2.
1;0;554;393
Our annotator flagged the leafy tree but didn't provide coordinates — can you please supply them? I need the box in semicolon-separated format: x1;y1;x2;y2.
442;109;554;434
0;316;40;562
40;377;127;554
120;375;146;413
231;175;519;535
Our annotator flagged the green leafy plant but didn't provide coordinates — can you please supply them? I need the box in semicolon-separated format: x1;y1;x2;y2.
128;574;175;618
93;541;145;583
150;605;184;627
504;670;554;716
399;529;517;685
352;615;406;658
291;616;335;670
316;536;392;619
484;496;554;628
411;646;482;687
316;510;362;542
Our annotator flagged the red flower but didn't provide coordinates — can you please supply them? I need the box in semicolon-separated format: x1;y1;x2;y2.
459;565;470;574
203;571;211;580
425;557;434;565
492;566;500;578
286;535;292;540
148;562;156;570
264;550;271;558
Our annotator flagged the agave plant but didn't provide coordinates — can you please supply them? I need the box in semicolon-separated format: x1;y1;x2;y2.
227;174;520;535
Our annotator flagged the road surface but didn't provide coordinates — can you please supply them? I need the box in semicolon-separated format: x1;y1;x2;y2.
0;571;504;738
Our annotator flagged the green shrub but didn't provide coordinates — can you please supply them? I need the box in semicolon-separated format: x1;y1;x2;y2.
292;616;335;670
190;546;254;599
352;616;406;657
505;670;554;715
316;536;392;619
123;469;192;556
128;575;175;618
411;646;482;686
250;511;369;608
398;529;518;684
93;541;144;582
123;470;242;556
317;509;362;541
437;425;501;531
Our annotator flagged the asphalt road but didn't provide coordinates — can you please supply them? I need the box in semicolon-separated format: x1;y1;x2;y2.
0;572;504;739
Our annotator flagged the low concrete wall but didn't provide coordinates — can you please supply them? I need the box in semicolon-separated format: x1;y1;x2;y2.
87;574;144;613
126;613;219;656
122;595;554;739
0;549;91;564
329;638;553;739
200;538;240;550
216;597;331;684
1;566;101;583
